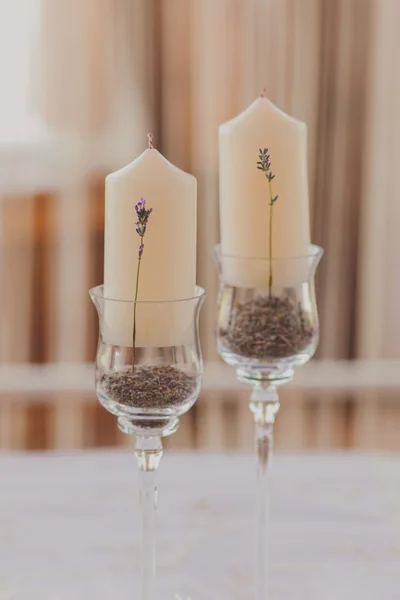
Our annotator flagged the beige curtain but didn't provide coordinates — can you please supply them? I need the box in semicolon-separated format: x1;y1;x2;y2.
356;0;400;360
2;0;400;363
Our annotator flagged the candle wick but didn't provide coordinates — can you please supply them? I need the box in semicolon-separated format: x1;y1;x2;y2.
147;132;154;149
261;87;267;98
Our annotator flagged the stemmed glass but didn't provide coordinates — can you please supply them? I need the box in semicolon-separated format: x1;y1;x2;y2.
90;285;205;600
214;244;323;600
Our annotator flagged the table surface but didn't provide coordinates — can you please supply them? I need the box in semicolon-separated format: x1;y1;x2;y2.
1;450;400;600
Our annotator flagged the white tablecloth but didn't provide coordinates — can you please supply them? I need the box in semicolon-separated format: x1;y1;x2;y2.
1;451;400;600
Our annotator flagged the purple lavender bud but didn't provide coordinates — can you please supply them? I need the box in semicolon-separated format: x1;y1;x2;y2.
138;243;144;258
134;197;153;246
257;148;278;202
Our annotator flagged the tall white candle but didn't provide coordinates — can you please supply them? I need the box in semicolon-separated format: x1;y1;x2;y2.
103;138;197;347
219;93;311;288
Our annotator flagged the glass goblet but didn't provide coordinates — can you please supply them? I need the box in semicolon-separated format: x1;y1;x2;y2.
214;244;323;600
90;285;205;600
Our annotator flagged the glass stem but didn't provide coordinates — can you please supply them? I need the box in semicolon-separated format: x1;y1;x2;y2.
134;436;163;600
250;385;280;600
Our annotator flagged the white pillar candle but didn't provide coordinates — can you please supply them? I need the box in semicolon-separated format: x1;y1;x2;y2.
219;93;311;288
103;137;197;347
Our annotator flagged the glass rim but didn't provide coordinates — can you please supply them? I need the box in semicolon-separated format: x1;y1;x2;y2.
214;243;323;262
89;284;206;305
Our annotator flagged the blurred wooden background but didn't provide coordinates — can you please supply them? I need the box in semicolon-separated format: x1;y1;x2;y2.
1;362;400;451
2;0;398;365
1;0;400;451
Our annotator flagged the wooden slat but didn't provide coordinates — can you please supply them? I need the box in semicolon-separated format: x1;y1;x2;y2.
47;393;87;450
55;173;89;362
312;392;347;450
276;389;307;451
0;396;29;450
380;393;400;452
1;384;400;451
196;391;226;451
0;195;35;361
25;401;49;450
352;390;381;450
236;391;254;451
31;192;57;362
3;361;400;395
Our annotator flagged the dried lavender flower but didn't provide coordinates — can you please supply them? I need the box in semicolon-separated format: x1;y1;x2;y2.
135;198;153;237
257;148;279;297
132;197;153;369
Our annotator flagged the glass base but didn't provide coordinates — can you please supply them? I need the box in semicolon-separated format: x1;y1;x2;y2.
96;383;198;437
218;340;316;378
118;415;180;437
236;364;294;386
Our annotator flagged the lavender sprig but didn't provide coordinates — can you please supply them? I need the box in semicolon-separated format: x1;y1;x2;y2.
257;148;279;298
132;198;152;369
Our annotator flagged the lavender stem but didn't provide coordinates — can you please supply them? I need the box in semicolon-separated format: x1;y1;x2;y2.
132;234;144;370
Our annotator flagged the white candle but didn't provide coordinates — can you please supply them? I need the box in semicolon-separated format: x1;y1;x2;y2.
103;138;197;347
219;93;311;288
